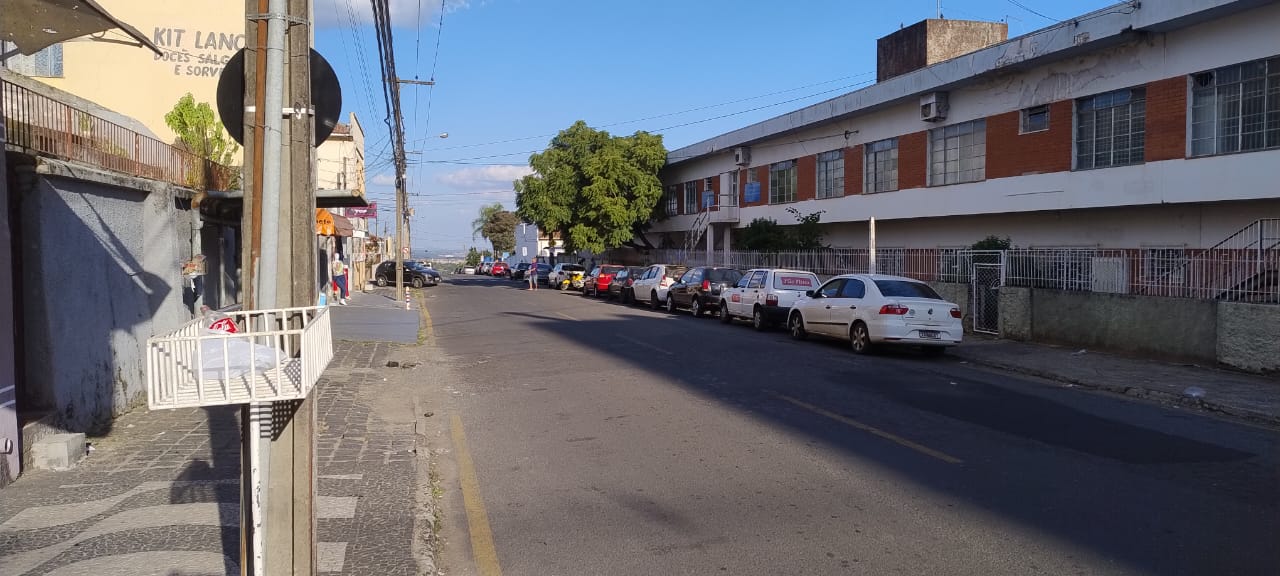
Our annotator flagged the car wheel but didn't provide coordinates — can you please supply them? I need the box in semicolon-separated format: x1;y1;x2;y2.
921;346;947;358
665;295;676;313
650;292;660;310
719;301;731;324
851;322;873;355
412;277;424;289
376;276;387;287
690;299;702;317
789;313;808;341
752;306;767;331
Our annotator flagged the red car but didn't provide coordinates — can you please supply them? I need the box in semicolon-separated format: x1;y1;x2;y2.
584;265;625;297
490;262;510;277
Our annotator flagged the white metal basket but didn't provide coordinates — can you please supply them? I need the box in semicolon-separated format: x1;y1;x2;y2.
146;306;334;410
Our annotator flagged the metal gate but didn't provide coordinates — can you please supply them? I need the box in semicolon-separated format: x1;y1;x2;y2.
972;262;1002;335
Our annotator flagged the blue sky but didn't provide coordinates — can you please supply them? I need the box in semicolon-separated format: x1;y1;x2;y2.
314;0;1116;255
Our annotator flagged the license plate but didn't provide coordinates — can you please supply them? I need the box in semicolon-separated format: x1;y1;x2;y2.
918;330;940;340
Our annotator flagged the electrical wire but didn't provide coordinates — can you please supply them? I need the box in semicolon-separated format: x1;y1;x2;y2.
1005;0;1060;23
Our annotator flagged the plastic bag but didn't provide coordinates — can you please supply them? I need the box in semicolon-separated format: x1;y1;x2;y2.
195;330;285;381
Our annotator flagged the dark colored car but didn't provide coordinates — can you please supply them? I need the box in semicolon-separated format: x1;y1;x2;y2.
583;265;625;297
534;263;553;285
511;262;532;280
606;266;646;303
665;267;744;316
491;262;510;277
375;260;441;288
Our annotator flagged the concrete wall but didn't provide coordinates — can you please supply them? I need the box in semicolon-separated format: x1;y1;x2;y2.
931;282;970;330
14;159;199;433
998;286;1033;341
1216;302;1280;373
0;141;18;486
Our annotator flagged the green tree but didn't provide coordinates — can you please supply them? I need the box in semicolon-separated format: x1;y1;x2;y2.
164;93;240;189
472;202;505;240
740;218;792;252
515;121;667;254
465;247;482;267
971;235;1012;250
787;208;826;250
481;210;520;256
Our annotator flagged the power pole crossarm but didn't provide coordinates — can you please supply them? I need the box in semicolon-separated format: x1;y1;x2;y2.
395;78;435;86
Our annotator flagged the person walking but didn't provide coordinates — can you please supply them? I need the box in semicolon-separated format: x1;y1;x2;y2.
331;254;349;305
527;260;538;290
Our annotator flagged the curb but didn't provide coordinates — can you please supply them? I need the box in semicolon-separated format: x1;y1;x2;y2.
952;354;1280;427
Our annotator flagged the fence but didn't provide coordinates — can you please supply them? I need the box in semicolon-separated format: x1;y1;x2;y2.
1;77;237;190
641;245;1279;303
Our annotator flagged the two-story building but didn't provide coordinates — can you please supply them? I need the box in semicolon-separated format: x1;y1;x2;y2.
655;0;1280;262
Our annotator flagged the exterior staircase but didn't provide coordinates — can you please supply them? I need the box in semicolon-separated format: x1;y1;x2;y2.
683;209;711;254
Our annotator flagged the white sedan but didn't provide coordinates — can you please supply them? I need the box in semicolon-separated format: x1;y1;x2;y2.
787;274;962;356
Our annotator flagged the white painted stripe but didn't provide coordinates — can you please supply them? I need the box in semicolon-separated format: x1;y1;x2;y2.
58;482;115;489
317;541;348;572
316;496;358;519
616;334;673;356
0;385;14;394
0;400;14;408
556;311;577;321
318;473;364;480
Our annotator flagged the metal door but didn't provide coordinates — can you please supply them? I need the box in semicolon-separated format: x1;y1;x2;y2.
972;263;1002;335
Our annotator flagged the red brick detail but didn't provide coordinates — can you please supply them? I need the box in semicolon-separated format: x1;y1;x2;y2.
845;145;863;196
898;131;928;190
987;100;1073;179
1146;77;1188;162
796;155;817;202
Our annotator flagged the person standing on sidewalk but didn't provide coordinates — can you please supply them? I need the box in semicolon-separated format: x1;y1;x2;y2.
527;261;538;290
332;254;349;305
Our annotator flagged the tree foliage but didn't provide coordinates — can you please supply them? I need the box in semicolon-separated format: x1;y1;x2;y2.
740;209;828;252
788;208;827;250
465;247;482;267
481;211;520;256
164;93;239;166
971;235;1012;250
515;121;667;254
472;202;505;240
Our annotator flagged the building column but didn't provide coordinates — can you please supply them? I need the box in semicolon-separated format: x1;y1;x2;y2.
723;224;732;267
706;223;714;266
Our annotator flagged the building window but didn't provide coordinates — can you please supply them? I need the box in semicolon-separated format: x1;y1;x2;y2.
729;171;739;205
929;119;986;185
1191;57;1280;157
768;160;797;204
665;186;679;216
1076;88;1146;169
1;42;63;77
815;149;844;199
863;138;899;193
1021;105;1050;133
684;181;697;214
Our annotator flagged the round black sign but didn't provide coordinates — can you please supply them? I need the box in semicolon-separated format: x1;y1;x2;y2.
216;48;342;147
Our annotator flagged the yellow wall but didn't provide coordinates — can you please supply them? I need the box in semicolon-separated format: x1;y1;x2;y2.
317;113;366;194
40;0;245;145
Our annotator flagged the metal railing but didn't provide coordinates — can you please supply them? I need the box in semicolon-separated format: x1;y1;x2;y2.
1;77;237;190
641;245;1280;303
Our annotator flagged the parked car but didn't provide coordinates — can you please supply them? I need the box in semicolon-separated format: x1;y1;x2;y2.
630;264;687;310
787;274;962;355
665;267;744;317
583;265;625;297
491;262;510;277
720;268;820;330
511;262;532;280
478;262;493;275
374;260;441;288
534;262;553;285
549;263;586;287
606;266;646;302
462;266;477;275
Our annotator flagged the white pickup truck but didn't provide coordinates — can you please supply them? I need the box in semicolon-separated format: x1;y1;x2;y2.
719;268;821;330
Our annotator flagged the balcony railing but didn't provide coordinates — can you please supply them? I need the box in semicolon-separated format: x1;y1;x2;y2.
1;77;237;190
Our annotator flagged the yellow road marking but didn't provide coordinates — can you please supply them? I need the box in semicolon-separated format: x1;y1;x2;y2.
769;392;963;465
450;414;504;576
416;292;433;344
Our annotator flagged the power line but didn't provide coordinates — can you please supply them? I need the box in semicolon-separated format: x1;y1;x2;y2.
1005;0;1060;23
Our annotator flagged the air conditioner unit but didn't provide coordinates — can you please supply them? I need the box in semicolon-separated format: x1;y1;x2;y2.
920;91;949;122
733;146;751;166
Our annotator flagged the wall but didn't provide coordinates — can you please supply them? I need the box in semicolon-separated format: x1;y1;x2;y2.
1216;302;1280;373
316;113;366;194
36;0;245;145
0;131;18;485
14;159;197;433
1023;289;1218;363
931;282;970;329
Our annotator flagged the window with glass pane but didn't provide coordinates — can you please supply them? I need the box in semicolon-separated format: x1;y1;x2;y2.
863;138;899;193
665;186;679;216
816;149;844;199
1190;57;1280;156
684;182;697;213
729;171;739;205
769;160;797;203
1;42;63;77
1076;88;1146;169
929;120;986;185
1021;105;1050;133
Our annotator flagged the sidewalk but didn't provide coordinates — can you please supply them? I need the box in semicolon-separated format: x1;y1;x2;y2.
0;303;434;575
950;337;1280;426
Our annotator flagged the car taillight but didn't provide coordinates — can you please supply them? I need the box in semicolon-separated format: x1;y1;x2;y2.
765;294;779;306
879;304;909;315
950;307;962;318
701;280;711;291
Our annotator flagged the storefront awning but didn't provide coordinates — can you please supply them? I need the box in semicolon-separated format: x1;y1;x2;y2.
0;0;163;56
315;209;353;237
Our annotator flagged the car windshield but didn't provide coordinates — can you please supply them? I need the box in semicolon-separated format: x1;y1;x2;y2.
773;272;818;290
537;264;551;271
516;263;530;270
874;279;943;300
601;266;624;275
664;266;687;279
707;269;743;284
562;264;585;272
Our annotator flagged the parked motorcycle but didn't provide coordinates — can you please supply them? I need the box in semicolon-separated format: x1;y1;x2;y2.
560;270;586;291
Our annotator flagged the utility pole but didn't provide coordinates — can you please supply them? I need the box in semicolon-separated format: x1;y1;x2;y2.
371;0;411;310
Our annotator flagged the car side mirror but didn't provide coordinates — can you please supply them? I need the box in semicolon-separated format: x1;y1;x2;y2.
806;290;819;298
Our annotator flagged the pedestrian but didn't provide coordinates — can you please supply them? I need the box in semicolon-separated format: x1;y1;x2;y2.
331;254;348;305
527;260;538;290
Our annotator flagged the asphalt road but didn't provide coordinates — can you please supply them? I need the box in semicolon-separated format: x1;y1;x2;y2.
420;274;1280;576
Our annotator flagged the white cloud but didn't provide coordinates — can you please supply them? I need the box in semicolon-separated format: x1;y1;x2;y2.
315;0;471;29
371;172;397;186
435;164;533;190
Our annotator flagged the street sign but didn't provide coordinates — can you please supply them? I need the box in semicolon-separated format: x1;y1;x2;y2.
216;48;342;146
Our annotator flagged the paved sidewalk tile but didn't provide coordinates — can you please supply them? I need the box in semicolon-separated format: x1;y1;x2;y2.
952;337;1280;424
